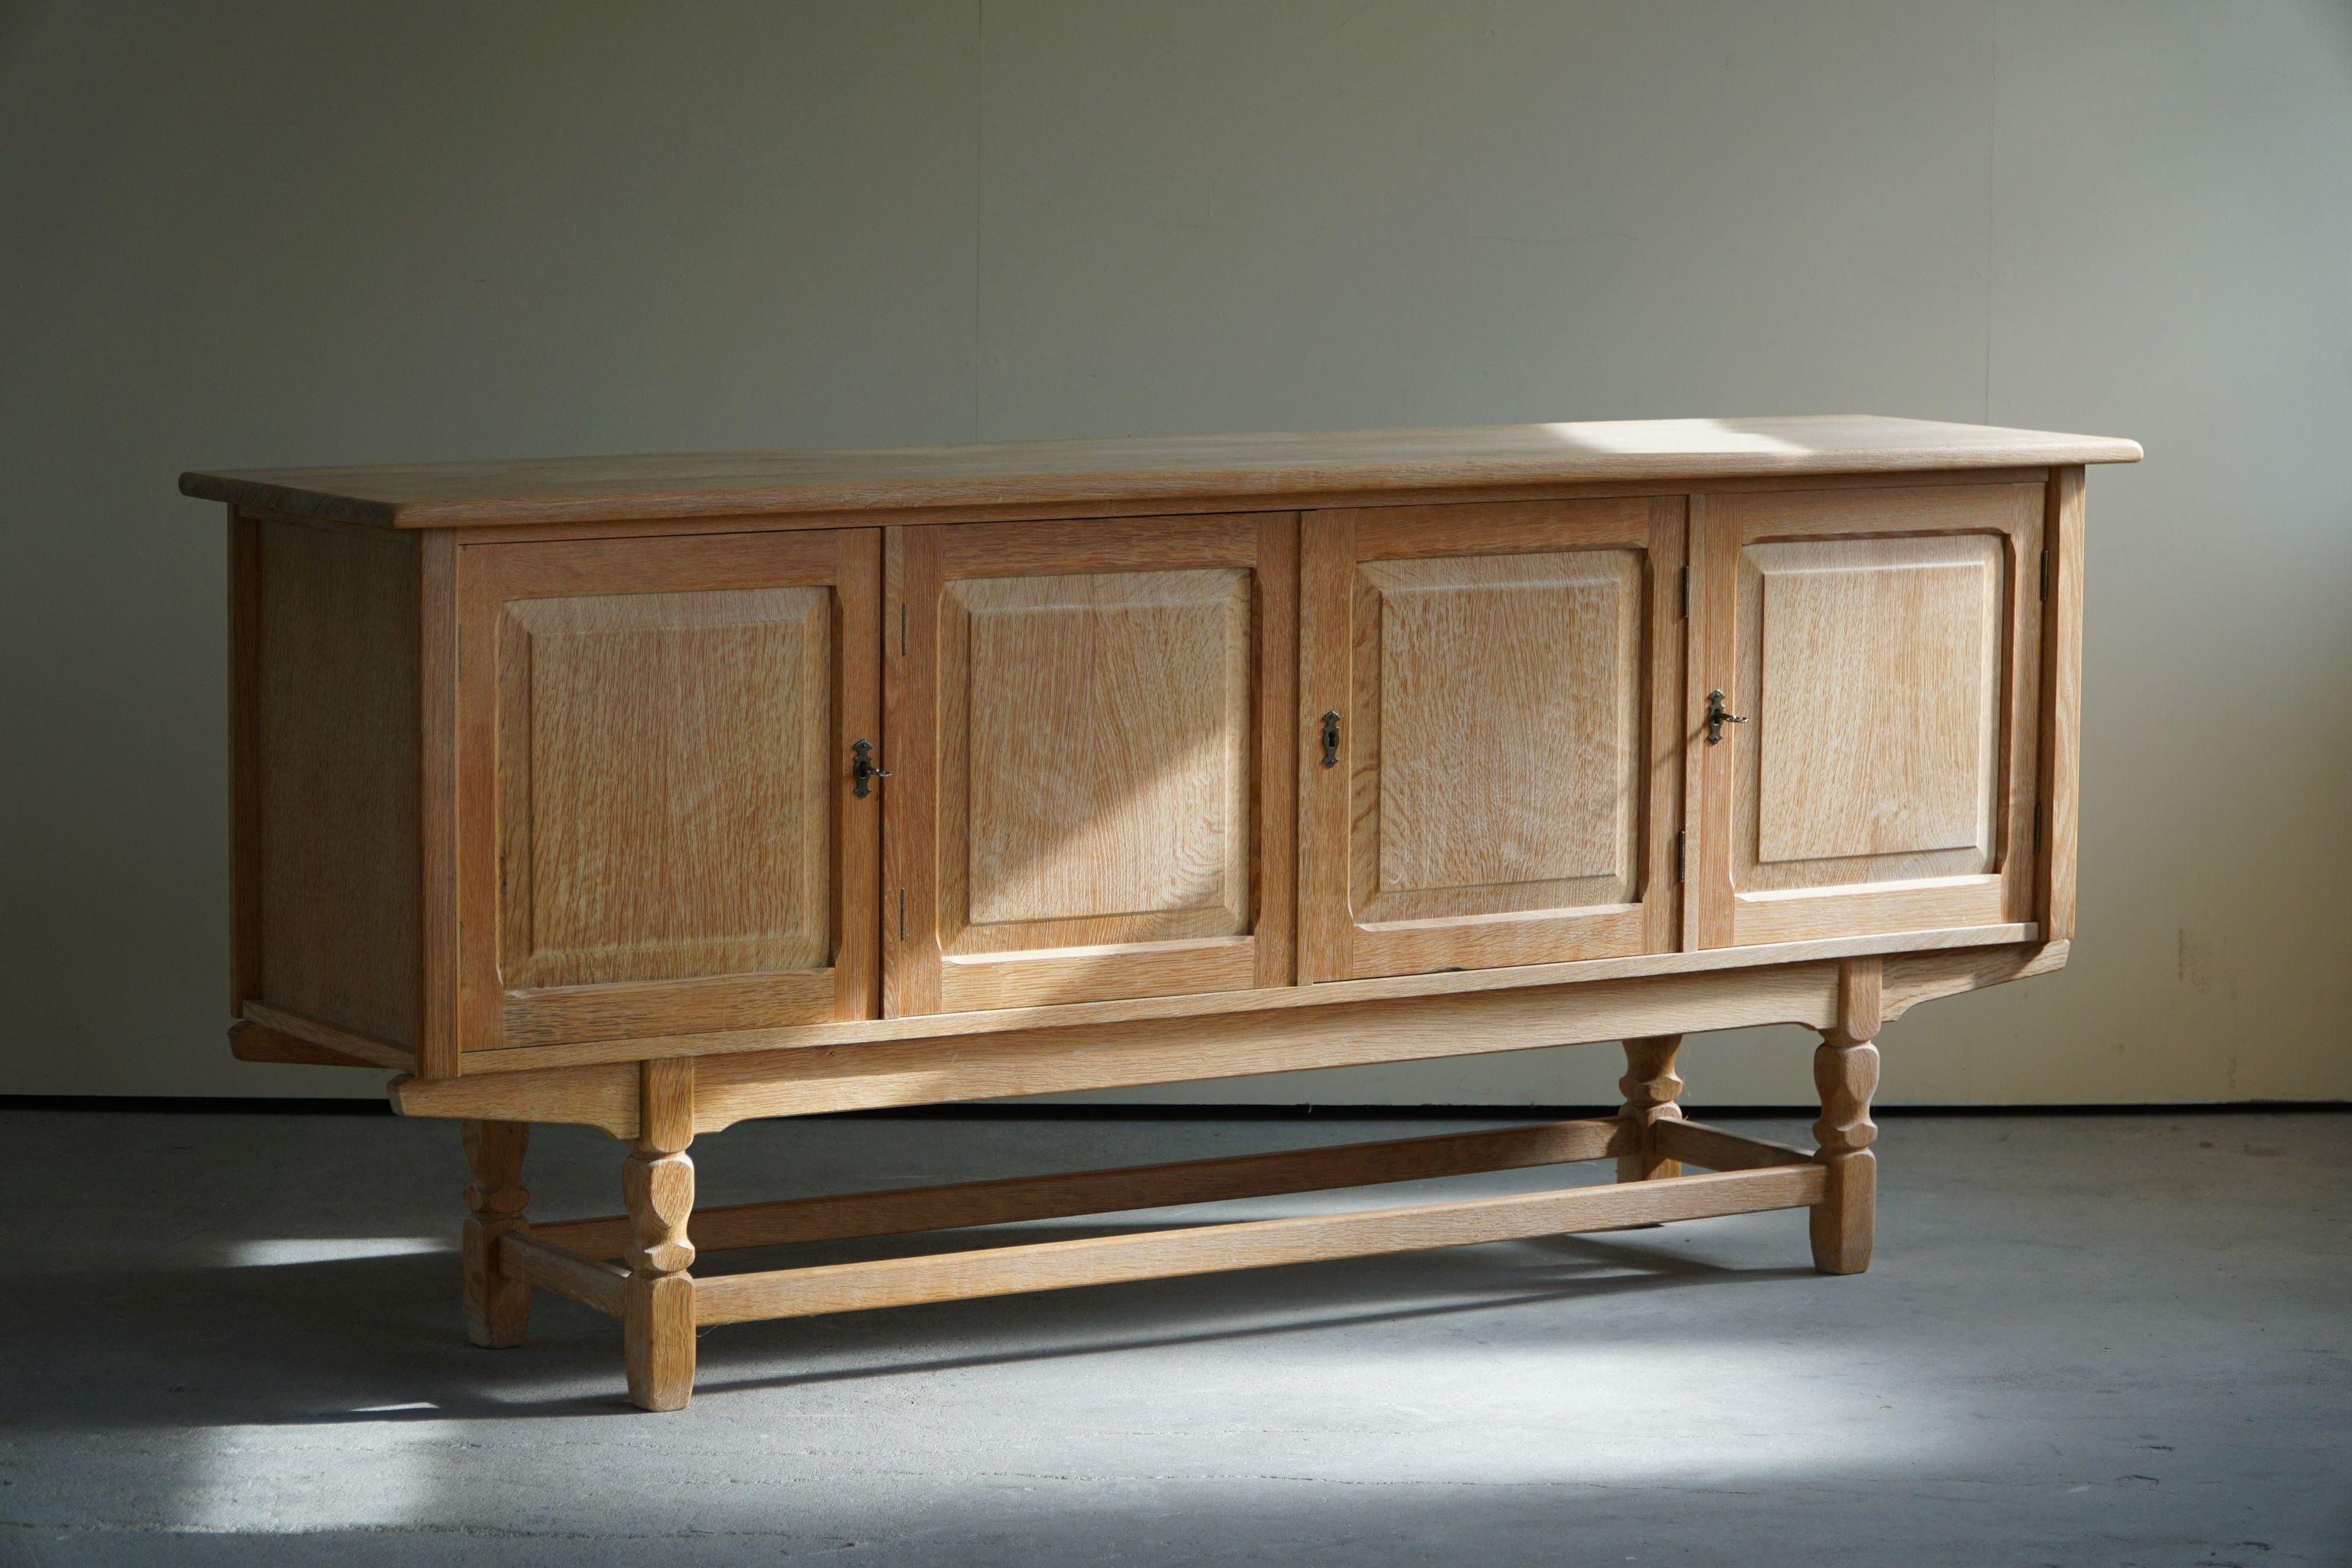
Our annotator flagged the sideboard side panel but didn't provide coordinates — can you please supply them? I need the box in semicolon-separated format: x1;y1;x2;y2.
247;515;423;1051
2037;466;2086;940
419;531;459;1076
228;508;261;1016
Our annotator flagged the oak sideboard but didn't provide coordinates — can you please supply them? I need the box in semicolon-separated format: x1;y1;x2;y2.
185;415;2140;1410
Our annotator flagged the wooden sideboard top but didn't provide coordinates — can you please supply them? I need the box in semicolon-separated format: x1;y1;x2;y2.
181;413;2141;530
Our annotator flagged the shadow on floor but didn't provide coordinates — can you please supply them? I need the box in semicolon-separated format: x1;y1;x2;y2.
6;1218;1818;1430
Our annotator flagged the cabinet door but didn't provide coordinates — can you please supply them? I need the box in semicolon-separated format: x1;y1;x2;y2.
456;529;880;1051
1298;499;1684;982
1685;483;2043;949
887;514;1295;1014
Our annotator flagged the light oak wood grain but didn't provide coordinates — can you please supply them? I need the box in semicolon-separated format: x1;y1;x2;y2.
1293;505;1357;986
1809;957;1882;1276
496;587;835;989
691;1164;1824;1326
495;1119;1825;1377
950;568;1250;935
182;416;2139;529
926;939;1261;1014
688;961;1854;1131
227;1018;387;1070
893;515;1295;1013
499;1231;629;1318
622;1058;696;1412
1653;1119;1815;1173
1681;495;1733;951
455;529;880;1056
253;518;423;1049
1690;484;2043;947
1615;1036;1685;1183
452;921;2036;1077
1882;937;2069;1021
1747;534;2002;866
1362;549;1638;896
239;1001;414;1072
622;1154;695;1273
1300;498;1681;982
882;526;942;1017
496;971;882;1050
461;1121;531;1348
394;1060;639;1135
2038;466;2086;940
418;531;460;1078
390;937;2066;1135
534;1119;1634;1262
1810;1054;1879;1276
1835;954;1886;1045
394;959;1827;1137
203;420;2130;1413
387;466;2060;547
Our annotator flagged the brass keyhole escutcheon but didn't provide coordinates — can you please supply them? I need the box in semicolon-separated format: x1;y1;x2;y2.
1704;690;1748;746
1319;710;1341;769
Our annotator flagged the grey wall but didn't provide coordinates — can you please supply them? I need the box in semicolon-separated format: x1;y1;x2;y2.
4;2;2346;1105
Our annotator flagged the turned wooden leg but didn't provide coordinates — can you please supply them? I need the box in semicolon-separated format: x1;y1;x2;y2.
461;1120;531;1348
1811;959;1881;1275
623;1058;697;1411
1615;1035;1684;1183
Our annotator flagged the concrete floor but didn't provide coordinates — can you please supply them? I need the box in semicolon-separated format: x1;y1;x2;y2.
0;1107;2343;1566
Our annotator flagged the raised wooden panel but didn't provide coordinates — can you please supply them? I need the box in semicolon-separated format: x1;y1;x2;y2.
1747;535;2003;870
497;587;833;989
456;530;880;1052
1688;484;2043;948
1359;550;1642;903
951;569;1251;934
1300;499;1682;983
889;515;1296;1014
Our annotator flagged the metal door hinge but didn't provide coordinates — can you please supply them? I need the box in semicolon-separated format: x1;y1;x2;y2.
2034;808;2043;855
1675;829;1687;884
899;602;908;657
1679;565;1689;619
898;887;907;942
2039;548;2050;600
